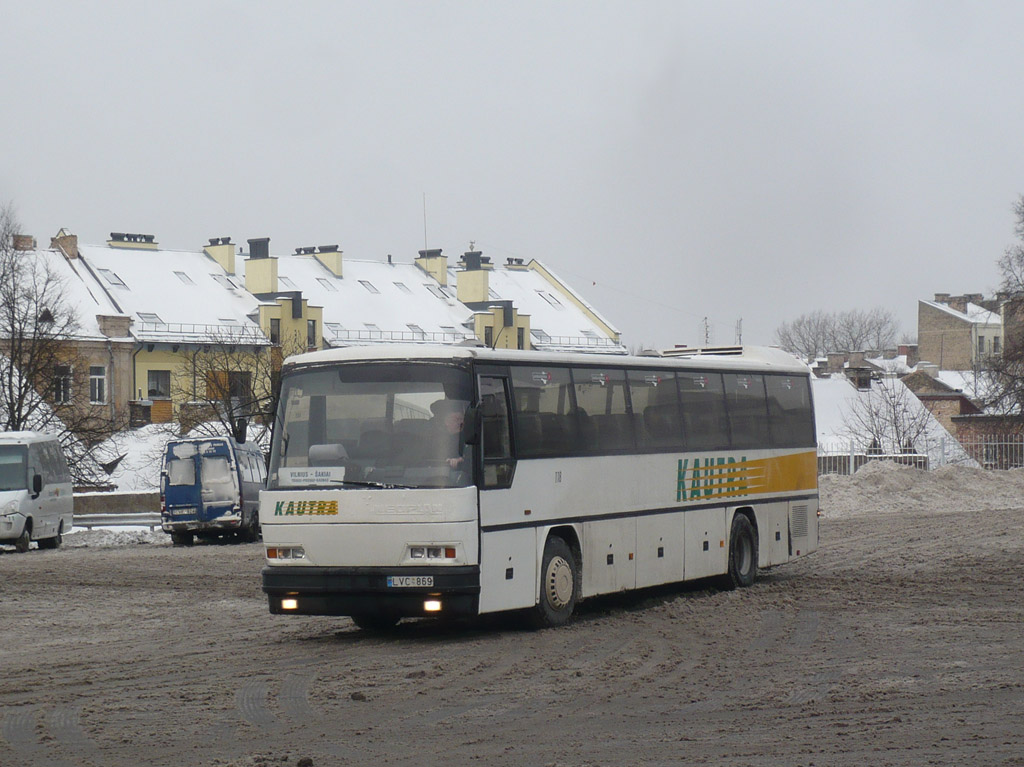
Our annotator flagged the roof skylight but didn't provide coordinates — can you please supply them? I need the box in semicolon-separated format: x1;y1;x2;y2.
174;271;195;285
316;278;338;292
98;268;127;288
211;274;238;290
359;280;380;294
279;276;297;289
536;290;564;309
394;282;412;294
137;312;163;324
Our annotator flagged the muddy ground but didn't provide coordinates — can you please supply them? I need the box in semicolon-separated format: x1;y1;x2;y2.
1;472;1023;766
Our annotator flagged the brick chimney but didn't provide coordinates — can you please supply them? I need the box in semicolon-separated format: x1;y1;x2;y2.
12;234;36;251
51;229;79;259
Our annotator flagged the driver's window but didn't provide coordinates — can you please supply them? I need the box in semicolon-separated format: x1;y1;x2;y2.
479;376;514;489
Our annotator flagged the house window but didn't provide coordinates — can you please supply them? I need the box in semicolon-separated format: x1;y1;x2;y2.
89;366;107;404
484;325;494;347
228;371;252;401
307;319;317;349
54;365;72;404
148;370;171;399
978;336;985;356
517;327;525;350
269;318;281;345
994;336;1002;355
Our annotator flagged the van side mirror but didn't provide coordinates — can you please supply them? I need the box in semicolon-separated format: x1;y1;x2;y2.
461;407;481;446
31;473;42;498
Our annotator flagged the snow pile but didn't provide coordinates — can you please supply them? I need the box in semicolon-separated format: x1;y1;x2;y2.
64;528;170;548
820;460;1024;517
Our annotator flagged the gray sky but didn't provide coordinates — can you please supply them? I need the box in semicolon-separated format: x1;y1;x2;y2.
3;1;1024;350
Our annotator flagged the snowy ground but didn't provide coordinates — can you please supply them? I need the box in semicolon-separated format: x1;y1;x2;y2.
2;461;1023;766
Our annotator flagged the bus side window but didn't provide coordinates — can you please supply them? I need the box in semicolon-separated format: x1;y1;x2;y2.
479;376;514;488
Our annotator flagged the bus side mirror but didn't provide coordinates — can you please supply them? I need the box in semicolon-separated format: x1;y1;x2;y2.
31;474;42;498
462;407;481;445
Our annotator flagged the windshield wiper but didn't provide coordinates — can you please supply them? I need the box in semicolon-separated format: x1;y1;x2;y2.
320;478;418;490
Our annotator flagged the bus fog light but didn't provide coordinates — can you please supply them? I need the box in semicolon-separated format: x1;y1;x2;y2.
424;600;442;612
281;598;299;610
267;546;306;560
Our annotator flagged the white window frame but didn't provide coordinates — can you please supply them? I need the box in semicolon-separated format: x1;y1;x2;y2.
89;365;107;404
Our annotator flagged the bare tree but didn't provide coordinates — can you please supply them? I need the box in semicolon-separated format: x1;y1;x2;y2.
0;203;127;485
173;326;306;449
775;307;900;361
841;376;933;455
981;195;1024;414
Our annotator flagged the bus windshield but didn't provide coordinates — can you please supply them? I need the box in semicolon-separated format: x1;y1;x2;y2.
0;445;28;492
268;362;474;490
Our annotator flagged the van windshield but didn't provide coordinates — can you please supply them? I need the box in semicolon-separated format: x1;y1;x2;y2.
268;361;474;490
0;446;28;491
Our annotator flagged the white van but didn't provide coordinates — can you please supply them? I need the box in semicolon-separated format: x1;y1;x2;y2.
0;432;74;552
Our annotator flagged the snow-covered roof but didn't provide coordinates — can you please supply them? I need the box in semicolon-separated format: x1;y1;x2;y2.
30;248;124;340
76;244;267;343
920;300;1001;326
866;354;912;375
238;254;476;345
481;262;625;353
813;374;974;467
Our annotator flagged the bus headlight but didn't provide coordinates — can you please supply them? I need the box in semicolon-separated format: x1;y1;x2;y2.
407;545;457;561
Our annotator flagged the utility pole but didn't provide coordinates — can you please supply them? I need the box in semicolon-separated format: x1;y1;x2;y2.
703;317;710;346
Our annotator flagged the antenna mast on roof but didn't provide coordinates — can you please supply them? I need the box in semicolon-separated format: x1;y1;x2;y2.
422;192;428;249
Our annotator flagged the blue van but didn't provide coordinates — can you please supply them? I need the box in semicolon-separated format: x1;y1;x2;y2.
160;436;266;545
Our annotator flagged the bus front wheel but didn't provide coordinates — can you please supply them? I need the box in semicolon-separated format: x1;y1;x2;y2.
723;514;758;589
529;536;579;629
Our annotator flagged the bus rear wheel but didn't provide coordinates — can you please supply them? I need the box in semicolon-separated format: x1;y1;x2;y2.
529;536;579;629
723;514;758;589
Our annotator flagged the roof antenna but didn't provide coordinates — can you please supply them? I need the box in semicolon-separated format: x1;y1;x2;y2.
422;192;428;249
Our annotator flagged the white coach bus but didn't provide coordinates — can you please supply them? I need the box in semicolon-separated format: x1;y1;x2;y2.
260;345;818;629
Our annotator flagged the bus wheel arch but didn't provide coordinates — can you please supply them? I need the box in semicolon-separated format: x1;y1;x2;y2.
529;527;581;629
722;510;758;589
38;520;63;550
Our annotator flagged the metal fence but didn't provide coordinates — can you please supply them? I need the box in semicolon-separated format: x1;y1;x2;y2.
818;435;1024;475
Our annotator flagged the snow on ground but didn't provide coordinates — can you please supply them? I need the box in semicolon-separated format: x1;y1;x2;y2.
820;460;1024;518
63;527;170;548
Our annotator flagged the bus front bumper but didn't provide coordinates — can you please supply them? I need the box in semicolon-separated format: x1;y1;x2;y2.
262;565;480;618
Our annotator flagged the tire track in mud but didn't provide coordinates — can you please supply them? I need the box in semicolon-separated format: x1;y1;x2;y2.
0;704;95;767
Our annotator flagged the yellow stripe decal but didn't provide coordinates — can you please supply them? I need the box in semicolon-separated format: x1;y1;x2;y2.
676;451;816;502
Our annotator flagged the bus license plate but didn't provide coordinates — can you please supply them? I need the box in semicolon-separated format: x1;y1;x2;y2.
387;575;434;588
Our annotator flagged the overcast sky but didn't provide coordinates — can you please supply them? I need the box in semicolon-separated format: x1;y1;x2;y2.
3;1;1024;350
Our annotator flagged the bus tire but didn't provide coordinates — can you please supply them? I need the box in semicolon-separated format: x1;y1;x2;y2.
351;613;400;632
14;525;31;553
529;535;579;629
723;513;757;589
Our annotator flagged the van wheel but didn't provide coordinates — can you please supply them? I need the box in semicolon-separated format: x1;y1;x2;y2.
528;536;579;629
38;523;62;550
171;532;194;546
237;512;260;543
14;527;31;553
